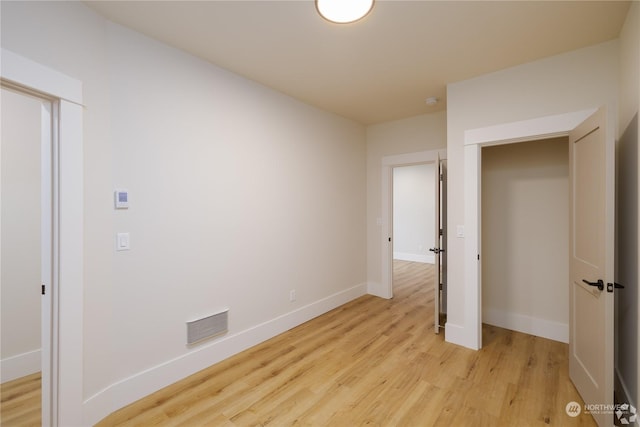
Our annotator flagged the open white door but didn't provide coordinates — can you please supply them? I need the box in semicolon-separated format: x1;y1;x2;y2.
430;153;441;334
569;107;615;427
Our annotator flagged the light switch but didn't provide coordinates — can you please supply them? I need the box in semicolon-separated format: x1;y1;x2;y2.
117;233;130;251
456;225;465;238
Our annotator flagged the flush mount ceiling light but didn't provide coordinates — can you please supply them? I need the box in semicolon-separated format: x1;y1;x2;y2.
316;0;374;24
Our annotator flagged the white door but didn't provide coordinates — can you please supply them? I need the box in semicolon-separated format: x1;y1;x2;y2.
439;160;447;325
569;107;615;427
430;154;441;333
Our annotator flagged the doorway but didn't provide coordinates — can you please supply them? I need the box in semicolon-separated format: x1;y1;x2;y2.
1;47;85;426
392;163;437;330
463;108;616;427
380;149;446;333
481;137;570;343
1;85;52;426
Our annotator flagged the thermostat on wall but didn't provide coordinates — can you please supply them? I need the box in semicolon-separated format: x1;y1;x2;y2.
114;189;129;209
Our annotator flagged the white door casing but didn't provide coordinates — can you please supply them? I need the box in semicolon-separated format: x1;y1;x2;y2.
460;106;615;425
568;107;615;427
378;149;446;300
1;48;84;427
457;108;600;351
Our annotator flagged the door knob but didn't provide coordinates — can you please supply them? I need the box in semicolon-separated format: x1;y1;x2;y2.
606;282;624;292
582;279;604;291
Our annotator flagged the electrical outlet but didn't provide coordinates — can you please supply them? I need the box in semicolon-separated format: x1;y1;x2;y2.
290;290;296;302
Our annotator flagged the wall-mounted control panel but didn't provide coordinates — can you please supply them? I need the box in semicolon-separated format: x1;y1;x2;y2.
114;189;129;209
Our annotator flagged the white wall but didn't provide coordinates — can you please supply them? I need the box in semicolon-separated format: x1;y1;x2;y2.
482;137;569;343
2;2;366;424
366;111;446;289
393;164;435;263
0;88;42;382
616;0;639;413
446;40;619;349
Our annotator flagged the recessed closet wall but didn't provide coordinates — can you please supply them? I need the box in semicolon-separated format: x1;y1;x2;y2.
481;137;569;342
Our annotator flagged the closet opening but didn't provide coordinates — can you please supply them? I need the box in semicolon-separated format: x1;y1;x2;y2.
481;137;569;344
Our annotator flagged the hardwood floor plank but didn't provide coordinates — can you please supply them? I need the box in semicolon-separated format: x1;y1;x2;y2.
0;372;41;427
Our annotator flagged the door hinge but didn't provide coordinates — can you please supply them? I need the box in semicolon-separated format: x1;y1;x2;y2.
42;284;45;295
440;174;444;182
439;283;443;291
439;228;443;236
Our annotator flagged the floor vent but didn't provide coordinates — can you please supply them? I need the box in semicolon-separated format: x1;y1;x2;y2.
187;309;228;345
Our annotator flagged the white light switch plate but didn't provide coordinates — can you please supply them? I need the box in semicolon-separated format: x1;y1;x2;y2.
117;232;130;251
456;225;465;238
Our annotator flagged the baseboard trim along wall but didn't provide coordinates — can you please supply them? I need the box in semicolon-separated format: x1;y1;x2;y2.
483;308;569;343
393;252;435;264
83;282;367;426
0;349;41;383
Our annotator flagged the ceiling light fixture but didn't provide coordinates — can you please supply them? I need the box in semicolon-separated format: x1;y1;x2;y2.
425;97;439;106
316;0;374;24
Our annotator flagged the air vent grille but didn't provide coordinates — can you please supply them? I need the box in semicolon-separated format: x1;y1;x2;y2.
186;309;228;345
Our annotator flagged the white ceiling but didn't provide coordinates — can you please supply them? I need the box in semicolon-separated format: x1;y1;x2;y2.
86;1;630;125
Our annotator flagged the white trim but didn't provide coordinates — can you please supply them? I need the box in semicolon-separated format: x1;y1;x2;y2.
393;252;434;264
83;282;367;426
464;109;597;146
0;350;41;383
380;149;446;300
483;308;569;343
57;100;83;426
456;109;600;351
460;145;481;350
443;322;474;348
1;49;82;104
1;48;84;427
367;281;386;298
41;98;54;426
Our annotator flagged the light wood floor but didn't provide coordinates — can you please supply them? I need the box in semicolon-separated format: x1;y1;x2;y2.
1;261;597;426
0;372;41;427
95;260;596;427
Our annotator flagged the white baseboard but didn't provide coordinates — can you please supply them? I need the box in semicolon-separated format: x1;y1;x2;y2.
0;349;41;383
393;252;434;264
483;308;568;343
615;367;639;426
83;282;367;426
367;281;391;299
444;322;479;350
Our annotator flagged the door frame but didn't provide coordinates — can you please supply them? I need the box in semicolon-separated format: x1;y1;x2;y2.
455;107;615;351
1;48;84;426
378;149;446;300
